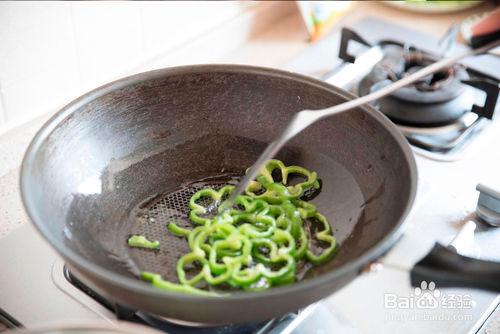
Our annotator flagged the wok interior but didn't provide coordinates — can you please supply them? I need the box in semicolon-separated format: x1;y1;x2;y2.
28;67;412;287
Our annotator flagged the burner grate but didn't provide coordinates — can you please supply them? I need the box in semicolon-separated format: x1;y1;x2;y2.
63;265;297;334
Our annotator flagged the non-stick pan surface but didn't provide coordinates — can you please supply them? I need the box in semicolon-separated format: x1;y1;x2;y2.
21;65;416;324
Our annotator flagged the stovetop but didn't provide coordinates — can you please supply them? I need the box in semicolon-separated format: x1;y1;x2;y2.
285;17;500;162
337;35;498;156
1;16;500;334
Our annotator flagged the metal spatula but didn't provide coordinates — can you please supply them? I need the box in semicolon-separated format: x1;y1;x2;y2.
225;38;500;206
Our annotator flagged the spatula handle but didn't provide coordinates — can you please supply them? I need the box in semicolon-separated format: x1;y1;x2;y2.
471;29;500;49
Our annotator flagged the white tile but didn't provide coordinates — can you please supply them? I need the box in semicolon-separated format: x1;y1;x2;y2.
71;2;143;88
216;4;306;67
140;1;252;59
0;1;291;126
134;1;298;71
0;2;76;86
0;2;80;123
1;63;79;124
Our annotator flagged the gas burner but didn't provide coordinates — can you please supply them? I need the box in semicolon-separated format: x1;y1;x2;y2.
323;27;499;156
61;266;300;334
358;44;474;127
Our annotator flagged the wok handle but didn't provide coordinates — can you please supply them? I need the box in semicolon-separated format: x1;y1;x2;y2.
410;243;500;292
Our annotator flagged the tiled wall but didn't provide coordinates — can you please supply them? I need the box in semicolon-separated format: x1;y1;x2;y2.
0;1;293;132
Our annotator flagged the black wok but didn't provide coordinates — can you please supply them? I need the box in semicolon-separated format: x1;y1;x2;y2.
20;65;417;324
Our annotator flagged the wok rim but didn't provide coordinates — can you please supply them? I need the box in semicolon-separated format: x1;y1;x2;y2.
20;64;417;304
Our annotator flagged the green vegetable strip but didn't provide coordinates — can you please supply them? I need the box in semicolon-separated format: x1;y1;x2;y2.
135;159;337;294
128;235;160;250
167;222;191;237
141;272;220;296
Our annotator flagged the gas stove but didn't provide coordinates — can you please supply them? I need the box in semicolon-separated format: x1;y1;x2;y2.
334;29;498;158
1;17;500;334
286;17;500;161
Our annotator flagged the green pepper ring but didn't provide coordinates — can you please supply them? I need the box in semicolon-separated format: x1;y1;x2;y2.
245;159;320;201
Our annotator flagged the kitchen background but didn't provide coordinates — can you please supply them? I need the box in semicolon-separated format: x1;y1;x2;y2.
0;1;494;134
0;1;290;132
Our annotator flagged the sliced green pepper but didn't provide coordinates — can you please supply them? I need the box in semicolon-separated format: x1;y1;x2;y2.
167;222;191;237
140;271;221;296
189;186;235;225
305;212;337;265
245;159;320;201
132;159;337;295
128;235;160;250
